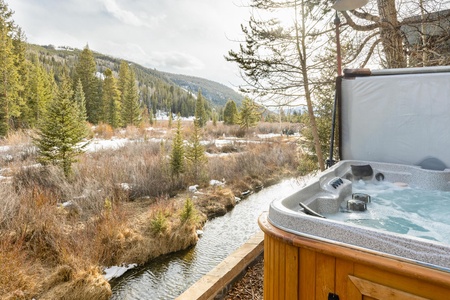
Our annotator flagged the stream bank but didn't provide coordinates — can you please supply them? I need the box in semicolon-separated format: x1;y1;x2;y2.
110;177;303;299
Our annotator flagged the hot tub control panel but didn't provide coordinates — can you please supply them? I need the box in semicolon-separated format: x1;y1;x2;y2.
323;177;351;192
330;178;344;189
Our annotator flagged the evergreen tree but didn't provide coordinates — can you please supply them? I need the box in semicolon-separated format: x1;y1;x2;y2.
212;110;217;126
0;1;22;136
237;97;259;131
74;45;100;123
148;107;154;125
118;60;129;97
223;100;238;125
12;27;28;129
120;63;141;126
102;68;121;128
168;112;172;128
186;120;207;182
170;115;184;177
23;55;54;127
74;79;87;121
34;74;89;177
194;89;207;127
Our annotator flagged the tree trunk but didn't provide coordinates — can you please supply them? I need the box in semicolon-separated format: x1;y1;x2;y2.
296;0;325;171
377;0;407;68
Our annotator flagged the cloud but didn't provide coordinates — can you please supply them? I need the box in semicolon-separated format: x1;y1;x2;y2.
9;0;248;88
99;0;163;28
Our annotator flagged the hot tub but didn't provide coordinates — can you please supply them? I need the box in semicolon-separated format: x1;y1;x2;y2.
259;160;450;299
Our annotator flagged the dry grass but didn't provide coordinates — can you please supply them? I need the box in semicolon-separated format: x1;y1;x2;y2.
0;121;301;298
93;123;115;139
0;236;42;300
208;142;297;186
0;129;32;146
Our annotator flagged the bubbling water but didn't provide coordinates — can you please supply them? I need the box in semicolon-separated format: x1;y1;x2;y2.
324;180;450;245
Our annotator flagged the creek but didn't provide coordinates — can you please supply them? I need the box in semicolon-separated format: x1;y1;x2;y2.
110;178;304;299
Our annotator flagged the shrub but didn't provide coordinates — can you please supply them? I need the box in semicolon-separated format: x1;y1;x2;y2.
150;211;167;234
94;123;114;139
180;198;197;224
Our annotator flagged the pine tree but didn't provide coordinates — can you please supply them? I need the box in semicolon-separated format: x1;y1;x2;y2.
34;74;89;177
238;97;259;131
170;115;184;177
23;55;54;127
12;27;27;128
74;79;87;121
186;120;207;182
148;107;154;125
223;100;238;125
118;61;129;97
120;63;141;126
102;68;121;128
212;110;218;126
194;89;207;127
168;112;172;128
0;1;21;136
74;45;100;124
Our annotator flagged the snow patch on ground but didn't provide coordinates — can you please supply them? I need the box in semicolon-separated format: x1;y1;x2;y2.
85;138;128;152
103;264;137;281
0;145;11;152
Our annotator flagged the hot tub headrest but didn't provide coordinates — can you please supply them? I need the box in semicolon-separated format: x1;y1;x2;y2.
417;157;447;171
351;164;373;178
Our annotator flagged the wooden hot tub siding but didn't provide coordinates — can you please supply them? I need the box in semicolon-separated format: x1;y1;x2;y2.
259;213;450;300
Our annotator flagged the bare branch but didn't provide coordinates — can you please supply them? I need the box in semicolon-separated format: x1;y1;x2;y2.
341;11;380;31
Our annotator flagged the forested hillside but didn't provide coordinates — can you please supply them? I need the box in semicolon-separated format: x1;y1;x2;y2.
165;72;244;107
31;44;244;110
1;0;246;138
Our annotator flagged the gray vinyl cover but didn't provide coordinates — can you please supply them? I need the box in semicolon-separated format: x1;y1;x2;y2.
340;67;450;168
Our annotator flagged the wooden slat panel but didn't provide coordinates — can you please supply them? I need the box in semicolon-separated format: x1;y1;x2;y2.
299;247;316;299
349;275;429;300
263;234;273;300
335;258;354;299
355;263;449;299
268;234;276;300
285;243;299;299
276;240;285;299
315;253;336;299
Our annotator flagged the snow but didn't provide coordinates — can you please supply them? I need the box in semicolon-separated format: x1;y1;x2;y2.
209;179;225;187
188;185;199;193
0;145;11;152
103;264;137;281
257;133;282;139
84;138;128;152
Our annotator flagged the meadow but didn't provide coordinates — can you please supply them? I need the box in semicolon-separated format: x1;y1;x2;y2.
0;120;300;299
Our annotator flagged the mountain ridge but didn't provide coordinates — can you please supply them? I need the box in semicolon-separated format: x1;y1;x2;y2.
33;44;244;108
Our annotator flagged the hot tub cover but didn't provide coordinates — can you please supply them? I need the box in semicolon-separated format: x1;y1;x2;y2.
340;66;450;169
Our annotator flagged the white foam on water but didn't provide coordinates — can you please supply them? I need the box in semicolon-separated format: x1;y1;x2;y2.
325;180;450;245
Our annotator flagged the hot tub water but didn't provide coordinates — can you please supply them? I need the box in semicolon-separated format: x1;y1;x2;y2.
323;180;450;245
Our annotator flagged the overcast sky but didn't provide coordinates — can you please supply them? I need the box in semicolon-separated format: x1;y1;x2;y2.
9;0;252;89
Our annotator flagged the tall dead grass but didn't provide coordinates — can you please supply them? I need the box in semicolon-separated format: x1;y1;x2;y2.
0;121;300;298
0;235;42;300
207;141;298;186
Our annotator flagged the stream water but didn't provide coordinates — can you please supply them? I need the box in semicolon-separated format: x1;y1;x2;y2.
110;178;303;299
